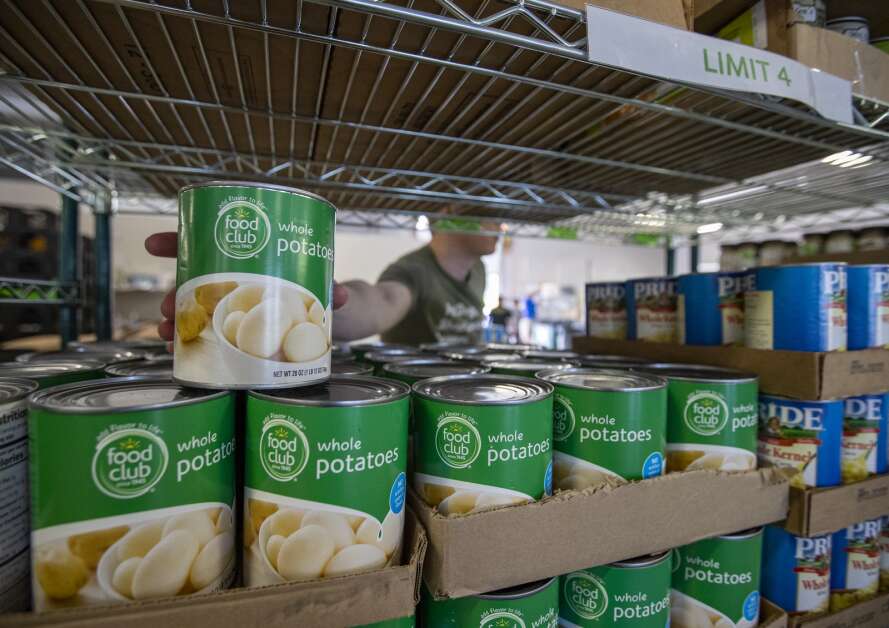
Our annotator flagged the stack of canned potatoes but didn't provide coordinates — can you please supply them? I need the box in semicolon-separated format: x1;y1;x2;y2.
0;184;887;627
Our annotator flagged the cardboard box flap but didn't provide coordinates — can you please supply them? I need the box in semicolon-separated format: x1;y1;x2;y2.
2;510;426;628
788;590;889;627
415;468;789;599
785;473;889;538
761;598;789;628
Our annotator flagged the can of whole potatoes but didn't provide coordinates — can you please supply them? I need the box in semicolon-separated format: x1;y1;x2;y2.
671;528;763;628
538;368;666;490
105;357;173;379
421;578;558;627
847;265;889;350
175;182;335;389
244;376;409;587
357;616;415;627
745;264;847;352
880;516;889;592
560;551;671;626
350;342;411;363
830;519;881;611
841;393;888;483
677;271;753;346
488;359;578;378
0;360;105;388
626;277;678;343
761;525;831;615
0;377;38;612
381;360;490;386
585;282;627;339
17;349;143;365
413;375;553;515
29;378;236;610
640;364;758;473
575;354;650;370
364;350;429;376
757;396;842;489
331;361;374;376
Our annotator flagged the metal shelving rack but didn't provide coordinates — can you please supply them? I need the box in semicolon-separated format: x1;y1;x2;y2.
0;0;888;336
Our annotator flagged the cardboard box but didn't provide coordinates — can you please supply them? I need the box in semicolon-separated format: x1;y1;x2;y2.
695;0;760;34
1;510;426;628
787;591;889;628
557;0;693;30
785;473;889;537
762;598;790;628
571;337;889;401
414;467;790;599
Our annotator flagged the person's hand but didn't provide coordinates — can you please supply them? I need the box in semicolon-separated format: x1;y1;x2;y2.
145;232;349;342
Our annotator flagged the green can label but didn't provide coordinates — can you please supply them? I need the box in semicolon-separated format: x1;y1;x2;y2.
244;393;409;586
29;394;236;610
665;379;758;473
560;554;671;626
422;579;558;627
175;184;335;388
551;386;665;488
413;396;552;515
671;531;763;628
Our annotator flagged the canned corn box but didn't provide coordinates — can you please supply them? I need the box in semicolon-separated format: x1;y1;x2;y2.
539;368;666;490
585;282;627;340
243;377;409;586
745;264;847;352
829;519;881;611
847;265;889;350
757;396;842;489
671;528;763;628
413;375;553;516
421;578;558;627
761;525;831;615
678;271;753;346
28;378;236;610
841;393;888;484
560;552;671;627
174;182;335;389
626;277;678;343
0;378;38;612
641;364;758;473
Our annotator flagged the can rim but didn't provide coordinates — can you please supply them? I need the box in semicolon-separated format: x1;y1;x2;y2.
612;549;671;568
637;363;757;383
489;360;578;372
538;367;666;391
825;17;868;24
759;393;842;404
178;180;338;213
29;377;230;413
477;577;556;600
0;377;39;403
104;363;174;377
0;359;107;375
330;363;375;376
757;262;847;268
413;374;553;405
249;375;410;407
718;526;763;540
382;360;490;378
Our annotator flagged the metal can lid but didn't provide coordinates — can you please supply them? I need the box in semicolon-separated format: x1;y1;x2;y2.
612;550;671;569
0;377;38;403
0;360;107;380
759;393;841;405
419;341;465;352
252;375;409;407
383;360;490;380
484;343;540;352
489;360;577;374
576;354;649;366
364;350;428;364
331;343;352;359
70;340;167;352
179;180;337;212
478;577;556;601
523;350;580;360
30;378;228;413
414;374;552;405
538;368;666;392
718;526;763;541
638;363;757;383
349;341;412;354
330;361;374;376
16;349;145;365
826;16;868;25
105;360;174;378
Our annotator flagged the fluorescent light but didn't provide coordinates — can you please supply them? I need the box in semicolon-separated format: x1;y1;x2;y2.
696;222;724;234
415;215;429;231
822;151;873;168
822;150;853;165
839;155;873;168
697;186;768;206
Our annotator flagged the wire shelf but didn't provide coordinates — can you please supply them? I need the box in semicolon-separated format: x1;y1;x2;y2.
0;277;79;305
0;0;888;236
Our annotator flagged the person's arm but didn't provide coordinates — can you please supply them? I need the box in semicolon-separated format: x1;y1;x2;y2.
332;280;412;341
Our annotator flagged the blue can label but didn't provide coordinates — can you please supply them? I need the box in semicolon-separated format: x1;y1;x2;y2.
746;264;846;352
842;394;889;483
762;526;831;614
626;278;677;343
678;272;753;346
757;396;842;488
847;265;889;350
830;519;881;611
585;282;627;340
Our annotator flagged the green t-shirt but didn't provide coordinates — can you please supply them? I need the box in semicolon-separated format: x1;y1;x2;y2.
379;245;485;345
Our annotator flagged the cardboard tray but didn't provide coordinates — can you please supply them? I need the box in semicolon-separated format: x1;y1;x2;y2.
762;598;789;628
787;591;889;628
414;467;790;599
572;337;889;401
1;510;426;628
785;473;889;538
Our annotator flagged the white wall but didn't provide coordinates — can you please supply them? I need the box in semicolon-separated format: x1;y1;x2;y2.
334;226;428;284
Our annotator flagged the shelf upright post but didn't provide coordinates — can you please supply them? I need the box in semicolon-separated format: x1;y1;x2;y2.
58;190;80;348
665;236;676;276
690;235;700;273
94;191;113;341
